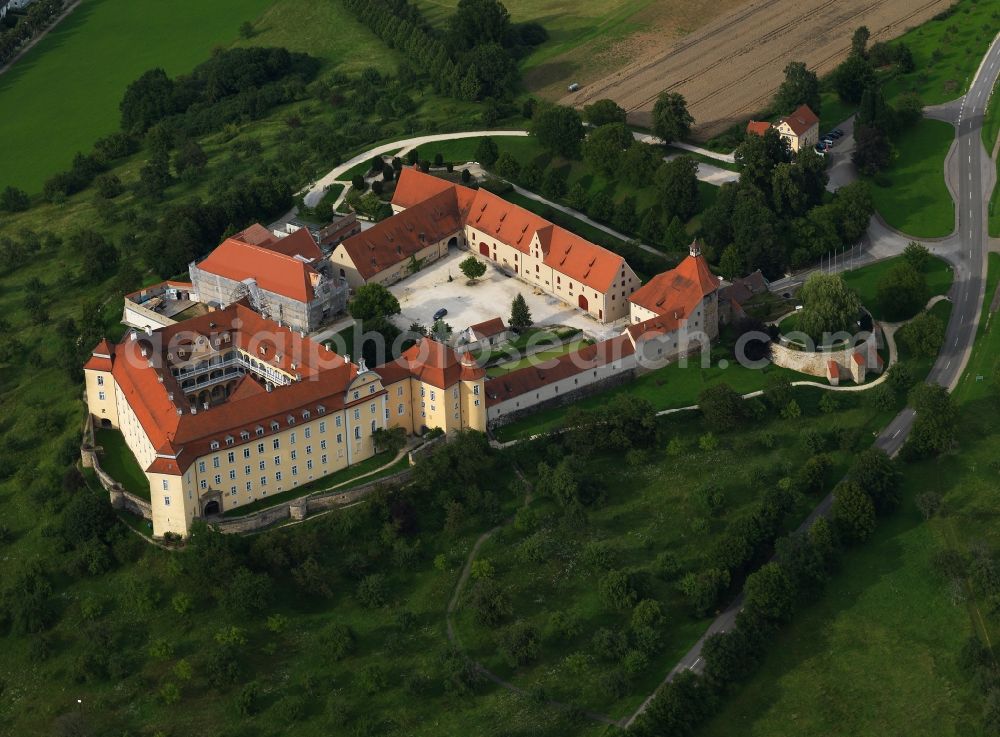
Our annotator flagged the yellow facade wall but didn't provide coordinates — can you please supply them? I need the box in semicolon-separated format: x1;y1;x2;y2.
85;368;120;429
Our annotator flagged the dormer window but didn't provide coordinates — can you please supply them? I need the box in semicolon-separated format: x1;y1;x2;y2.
287;415;296;425
270;421;280;431
240;430;250;440
302;410;311;420
256;426;264;436
210;441;220;450
317;405;326;415
226;436;235;446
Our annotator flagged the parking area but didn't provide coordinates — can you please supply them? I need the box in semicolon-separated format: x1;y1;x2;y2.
390;249;625;341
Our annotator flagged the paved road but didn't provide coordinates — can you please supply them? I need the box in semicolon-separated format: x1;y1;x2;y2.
301;130;530;207
625;32;1000;729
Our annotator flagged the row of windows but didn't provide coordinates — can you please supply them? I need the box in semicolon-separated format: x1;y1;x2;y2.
206;408;329;450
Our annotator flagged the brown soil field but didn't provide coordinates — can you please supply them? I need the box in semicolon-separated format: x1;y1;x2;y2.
562;0;954;139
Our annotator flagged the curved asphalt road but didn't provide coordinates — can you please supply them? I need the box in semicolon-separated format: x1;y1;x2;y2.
624;33;1000;729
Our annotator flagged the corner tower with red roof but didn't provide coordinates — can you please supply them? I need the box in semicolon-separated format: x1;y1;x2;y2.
624;240;720;363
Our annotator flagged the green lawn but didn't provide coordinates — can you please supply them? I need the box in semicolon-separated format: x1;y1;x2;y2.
0;0;278;193
867;118;955;238
983;77;1000;155
841;254;953;321
94;428;150;500
493;338;802;442
880;0;1000;107
817;89;856;133
698;253;1000;737
486;338;591;376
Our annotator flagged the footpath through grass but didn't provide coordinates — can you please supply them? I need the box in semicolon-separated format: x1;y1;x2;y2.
0;0;276;193
867;118;955;238
697;254;1000;737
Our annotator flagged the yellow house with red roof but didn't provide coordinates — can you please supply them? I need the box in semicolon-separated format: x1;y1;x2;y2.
83;304;484;538
328;168;640;323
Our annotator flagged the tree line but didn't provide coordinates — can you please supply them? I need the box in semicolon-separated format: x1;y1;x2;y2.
341;0;545;102
0;0;64;67
630;369;958;735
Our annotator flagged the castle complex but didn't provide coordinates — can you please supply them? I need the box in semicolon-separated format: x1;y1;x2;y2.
85;167;725;538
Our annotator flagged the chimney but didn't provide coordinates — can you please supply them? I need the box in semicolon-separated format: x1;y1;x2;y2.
191;407;197;414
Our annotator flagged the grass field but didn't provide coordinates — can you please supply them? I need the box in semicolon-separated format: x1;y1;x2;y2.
459;387;896;719
841;254;954;320
879;0;1000;107
95;428;151;500
0;0;280;193
486;338;591;376
697;254;1000;737
983;77;1000;155
867;118;955;238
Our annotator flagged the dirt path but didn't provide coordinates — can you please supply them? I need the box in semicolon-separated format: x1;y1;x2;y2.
0;0;84;79
566;0;953;139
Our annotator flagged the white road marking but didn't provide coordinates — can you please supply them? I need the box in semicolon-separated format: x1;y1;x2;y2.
955;337;961;347
946;360;952;369
892;429;901;439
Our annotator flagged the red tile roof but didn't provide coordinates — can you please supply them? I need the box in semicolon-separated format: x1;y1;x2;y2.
469;317;507;339
83;339;115;372
780;104;819;136
195;238;320;302
260;227;323;261
338;185;468;280
391;167;457;209
629;250;717;318
375;168;629;293
746;120;771;137
625;312;685;342
466;186;626;292
484;335;634;406
104;303;366;475
376;338;484;389
233;223;275;245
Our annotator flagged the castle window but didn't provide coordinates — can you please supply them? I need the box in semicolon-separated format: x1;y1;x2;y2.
304;427;312;439
97;376;104;386
98;391;106;401
210;441;219;450
161;480;169;491
164;496;171;506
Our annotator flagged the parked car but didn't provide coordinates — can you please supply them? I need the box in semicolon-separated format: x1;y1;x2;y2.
833;128;845;137
433;308;448;321
821;136;835;145
826;130;843;139
813;143;828;155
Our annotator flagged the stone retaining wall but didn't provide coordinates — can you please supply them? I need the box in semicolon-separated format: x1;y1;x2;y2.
81;427;153;521
770;331;879;378
212;468;414;534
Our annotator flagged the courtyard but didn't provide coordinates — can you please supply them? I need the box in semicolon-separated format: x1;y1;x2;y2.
390;248;625;342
